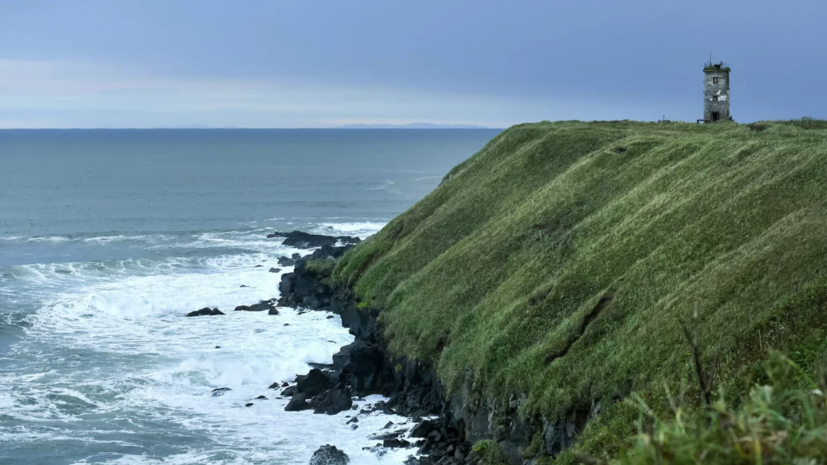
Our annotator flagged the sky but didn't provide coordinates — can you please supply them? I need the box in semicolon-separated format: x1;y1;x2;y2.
1;0;825;128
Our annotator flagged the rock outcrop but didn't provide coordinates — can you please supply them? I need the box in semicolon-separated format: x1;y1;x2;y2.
186;307;225;317
275;241;578;465
277;244;356;309
234;298;278;314
266;230;361;249
309;445;349;465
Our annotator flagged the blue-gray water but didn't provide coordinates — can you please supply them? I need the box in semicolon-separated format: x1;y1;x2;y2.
0;129;499;465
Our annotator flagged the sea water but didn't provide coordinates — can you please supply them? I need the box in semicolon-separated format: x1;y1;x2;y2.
0;129;499;464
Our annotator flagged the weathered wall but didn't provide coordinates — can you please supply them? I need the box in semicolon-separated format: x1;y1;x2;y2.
704;69;731;121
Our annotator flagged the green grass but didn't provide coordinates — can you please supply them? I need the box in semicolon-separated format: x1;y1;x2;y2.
472;440;510;464
333;119;827;457
303;258;336;286
611;352;827;464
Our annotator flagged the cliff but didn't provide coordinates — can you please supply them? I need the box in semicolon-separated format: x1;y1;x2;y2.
329;119;827;462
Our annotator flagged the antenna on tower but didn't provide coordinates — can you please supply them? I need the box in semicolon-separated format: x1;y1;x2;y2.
709;52;712;67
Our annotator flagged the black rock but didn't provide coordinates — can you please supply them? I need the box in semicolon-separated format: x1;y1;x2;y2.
268;382;281;389
211;387;232;397
383;438;411;448
326;315;335;319
281;385;297;397
268;307;280;316
269;267;282;273
346;417;358;424
255;264;263;267
234;299;277;312
411;420;436;438
215;346;221;349
266;231;361;249
277;256;296;266
370;430;406;441
240;285;249;288
245;403;254;407
291;253;302;260
296;368;331;398
332;341;384;392
308;362;334;370
186;307;225;317
284;393;311;411
312;385;353;415
373;401;396;415
282;382;289;387
309;445;350;465
255;395;267;400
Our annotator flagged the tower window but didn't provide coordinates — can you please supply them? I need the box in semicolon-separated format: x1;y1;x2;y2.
713;77;719;84
713;95;719;102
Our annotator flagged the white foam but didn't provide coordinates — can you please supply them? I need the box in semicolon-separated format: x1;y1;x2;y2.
316;221;386;238
368;180;396;191
2;239;414;463
82;234;165;243
27;236;70;243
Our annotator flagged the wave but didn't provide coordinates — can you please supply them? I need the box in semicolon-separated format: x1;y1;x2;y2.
0;233;174;245
27;236;71;243
82;234;173;243
1;222;418;463
316;221;386;238
368;180;395;191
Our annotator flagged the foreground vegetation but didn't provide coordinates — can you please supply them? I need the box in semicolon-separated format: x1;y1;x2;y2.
334;119;827;459
615;351;827;464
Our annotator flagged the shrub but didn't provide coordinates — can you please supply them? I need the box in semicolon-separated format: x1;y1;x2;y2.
615;352;827;464
471;440;510;465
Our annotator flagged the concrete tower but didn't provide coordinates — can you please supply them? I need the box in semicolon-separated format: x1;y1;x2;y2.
703;58;731;122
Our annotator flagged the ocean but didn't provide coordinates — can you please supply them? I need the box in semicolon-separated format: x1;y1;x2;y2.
0;129;500;465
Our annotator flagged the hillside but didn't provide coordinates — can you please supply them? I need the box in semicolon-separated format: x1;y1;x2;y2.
333;119;827;459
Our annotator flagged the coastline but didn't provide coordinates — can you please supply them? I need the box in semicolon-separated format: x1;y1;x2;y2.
274;232;536;465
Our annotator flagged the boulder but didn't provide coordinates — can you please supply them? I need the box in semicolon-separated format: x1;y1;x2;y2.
332;341;384;392
383;438;411;448
297;368;332;398
312;385;353;415
211;387;232;397
278;256;296;266
269;267;282;273
266;230;360;249
284;393;311;411
187;307;224;317
234;299;277;312
411;419;437;438
309;445;350;465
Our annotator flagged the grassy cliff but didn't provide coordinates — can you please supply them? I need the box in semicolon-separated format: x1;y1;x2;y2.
333;119;827;458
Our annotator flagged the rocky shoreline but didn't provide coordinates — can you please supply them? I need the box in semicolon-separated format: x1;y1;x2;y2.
269;231;581;465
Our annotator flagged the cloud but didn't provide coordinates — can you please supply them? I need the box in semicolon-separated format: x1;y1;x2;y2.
0;58;577;128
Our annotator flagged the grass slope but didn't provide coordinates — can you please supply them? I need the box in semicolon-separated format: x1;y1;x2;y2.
334;120;827;457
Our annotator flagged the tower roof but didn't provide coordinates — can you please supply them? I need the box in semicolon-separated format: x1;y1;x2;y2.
704;61;731;72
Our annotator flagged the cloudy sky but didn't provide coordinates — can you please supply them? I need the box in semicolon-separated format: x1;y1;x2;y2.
1;0;825;128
